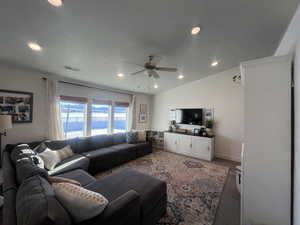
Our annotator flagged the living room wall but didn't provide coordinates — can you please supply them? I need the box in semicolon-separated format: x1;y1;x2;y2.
0;64;48;148
151;67;243;162
0;64;152;149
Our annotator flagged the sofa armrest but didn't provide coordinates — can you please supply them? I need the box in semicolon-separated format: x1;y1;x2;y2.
81;190;141;225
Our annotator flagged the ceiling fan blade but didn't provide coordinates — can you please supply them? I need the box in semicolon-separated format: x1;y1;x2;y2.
148;70;160;79
155;67;178;72
131;69;146;75
123;61;145;68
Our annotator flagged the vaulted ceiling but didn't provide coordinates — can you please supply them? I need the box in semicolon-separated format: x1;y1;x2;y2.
0;0;299;94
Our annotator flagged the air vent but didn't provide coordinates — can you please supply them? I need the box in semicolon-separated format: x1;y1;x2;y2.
64;66;80;72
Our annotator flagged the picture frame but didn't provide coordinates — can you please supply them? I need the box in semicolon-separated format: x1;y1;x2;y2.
139;104;147;123
0;89;33;123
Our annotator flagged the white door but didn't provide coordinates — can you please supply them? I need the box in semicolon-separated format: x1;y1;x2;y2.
191;136;210;160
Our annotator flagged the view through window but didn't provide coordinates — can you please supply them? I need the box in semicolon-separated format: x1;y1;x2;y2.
60;100;129;138
91;104;109;135
113;107;128;133
60;101;86;139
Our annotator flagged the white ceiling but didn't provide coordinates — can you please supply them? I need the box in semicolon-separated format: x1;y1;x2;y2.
0;0;299;94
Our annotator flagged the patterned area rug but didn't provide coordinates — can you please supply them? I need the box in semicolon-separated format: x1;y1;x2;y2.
95;151;229;225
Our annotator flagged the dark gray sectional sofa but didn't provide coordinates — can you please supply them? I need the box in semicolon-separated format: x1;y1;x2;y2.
2;133;167;225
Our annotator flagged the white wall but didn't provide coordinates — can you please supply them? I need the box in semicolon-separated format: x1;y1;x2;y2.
275;4;300;225
0;64;153;149
151;67;243;162
0;65;48;148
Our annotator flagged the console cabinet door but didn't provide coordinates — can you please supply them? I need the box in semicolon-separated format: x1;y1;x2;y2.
164;133;179;153
178;135;193;156
191;136;211;161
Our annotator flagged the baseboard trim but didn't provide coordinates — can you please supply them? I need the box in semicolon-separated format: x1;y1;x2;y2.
215;152;241;162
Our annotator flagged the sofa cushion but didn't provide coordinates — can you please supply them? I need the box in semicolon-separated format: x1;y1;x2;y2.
134;142;152;158
56;169;96;187
112;133;127;145
88;135;114;150
48;154;90;176
15;158;48;184
82;147;135;173
111;143;136;151
44;140;69;150
71;137;90;153
85;168;167;217
16;175;71;225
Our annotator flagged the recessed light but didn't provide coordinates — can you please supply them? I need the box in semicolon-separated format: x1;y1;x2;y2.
211;61;219;67
154;84;158;89
191;26;201;35
117;73;124;78
27;42;42;52
48;0;63;7
178;74;184;79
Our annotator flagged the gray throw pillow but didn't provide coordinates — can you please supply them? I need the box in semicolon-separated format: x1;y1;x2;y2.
126;132;138;144
53;182;109;223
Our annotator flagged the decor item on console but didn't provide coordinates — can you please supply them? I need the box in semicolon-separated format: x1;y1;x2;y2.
0;89;33;123
205;119;214;136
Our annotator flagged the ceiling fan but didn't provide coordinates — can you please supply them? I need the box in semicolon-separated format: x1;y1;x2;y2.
130;55;178;79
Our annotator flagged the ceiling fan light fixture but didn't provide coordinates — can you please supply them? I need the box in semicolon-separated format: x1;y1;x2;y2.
154;84;158;89
117;73;124;78
178;74;184;79
191;26;201;35
48;0;63;7
27;42;43;52
211;60;219;67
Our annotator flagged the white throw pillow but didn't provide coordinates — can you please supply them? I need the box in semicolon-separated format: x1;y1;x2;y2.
39;145;74;170
53;182;108;223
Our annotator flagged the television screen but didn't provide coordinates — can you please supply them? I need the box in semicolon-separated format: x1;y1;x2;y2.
176;108;203;125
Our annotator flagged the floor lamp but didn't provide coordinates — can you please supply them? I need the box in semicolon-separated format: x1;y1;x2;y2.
0;115;12;167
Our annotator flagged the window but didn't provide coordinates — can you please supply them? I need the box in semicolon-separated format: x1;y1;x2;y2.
91;104;110;135
59;97;130;138
113;106;128;133
60;101;87;139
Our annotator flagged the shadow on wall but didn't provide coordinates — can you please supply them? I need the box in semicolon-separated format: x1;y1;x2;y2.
215;134;242;162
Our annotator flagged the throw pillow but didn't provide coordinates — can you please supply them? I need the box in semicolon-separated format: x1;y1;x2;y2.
136;130;147;142
126;132;138;144
39;145;74;170
53;182;109;223
11;144;36;164
30;155;44;169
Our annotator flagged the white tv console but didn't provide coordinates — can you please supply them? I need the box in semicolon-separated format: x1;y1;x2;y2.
164;132;214;161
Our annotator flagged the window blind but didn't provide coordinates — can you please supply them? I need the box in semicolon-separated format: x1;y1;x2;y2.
60;95;88;104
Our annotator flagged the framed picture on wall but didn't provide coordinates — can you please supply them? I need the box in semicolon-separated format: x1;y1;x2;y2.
0;89;33;123
139;104;147;123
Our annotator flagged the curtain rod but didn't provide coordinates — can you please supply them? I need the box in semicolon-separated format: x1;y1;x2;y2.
43;77;133;96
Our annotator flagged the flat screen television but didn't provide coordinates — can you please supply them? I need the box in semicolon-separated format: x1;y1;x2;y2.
176;108;203;125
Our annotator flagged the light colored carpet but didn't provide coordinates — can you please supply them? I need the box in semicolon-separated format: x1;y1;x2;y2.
96;151;229;225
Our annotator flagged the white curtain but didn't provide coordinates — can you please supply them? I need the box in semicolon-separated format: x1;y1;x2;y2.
46;79;63;140
128;95;136;131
